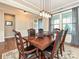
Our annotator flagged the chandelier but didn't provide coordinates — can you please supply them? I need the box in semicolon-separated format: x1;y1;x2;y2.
40;0;51;18
40;10;51;18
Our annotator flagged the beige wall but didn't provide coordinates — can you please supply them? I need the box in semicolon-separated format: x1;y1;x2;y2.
43;18;49;31
0;3;49;42
0;4;38;42
15;12;35;36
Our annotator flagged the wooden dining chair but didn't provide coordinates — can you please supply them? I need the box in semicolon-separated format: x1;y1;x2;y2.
38;29;44;39
28;28;36;37
60;29;68;56
44;30;63;59
13;29;38;59
53;28;60;39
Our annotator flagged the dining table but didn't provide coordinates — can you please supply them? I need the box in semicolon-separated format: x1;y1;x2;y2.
27;36;54;59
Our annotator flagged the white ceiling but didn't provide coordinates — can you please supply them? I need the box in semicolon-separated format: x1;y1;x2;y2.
0;0;79;14
23;0;76;9
15;0;79;13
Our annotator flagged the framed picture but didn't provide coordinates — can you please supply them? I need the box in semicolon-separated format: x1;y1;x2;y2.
5;21;13;26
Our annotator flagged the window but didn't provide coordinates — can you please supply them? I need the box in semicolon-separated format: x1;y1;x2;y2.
38;19;43;29
62;12;72;23
51;14;60;32
50;10;73;43
62;11;72;34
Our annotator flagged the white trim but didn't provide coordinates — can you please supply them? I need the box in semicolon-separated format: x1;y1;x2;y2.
17;0;79;14
22;0;40;10
0;0;79;15
52;0;79;14
0;0;40;15
0;10;5;42
21;0;79;14
61;10;72;14
5;36;14;38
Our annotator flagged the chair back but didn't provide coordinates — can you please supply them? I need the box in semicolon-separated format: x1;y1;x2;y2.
13;30;25;53
28;28;35;37
53;28;60;33
52;30;63;54
38;29;44;38
61;29;68;45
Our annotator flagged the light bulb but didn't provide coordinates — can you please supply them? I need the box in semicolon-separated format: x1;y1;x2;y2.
44;12;46;17
49;14;51;18
45;13;47;17
42;11;45;17
47;13;49;18
40;13;42;16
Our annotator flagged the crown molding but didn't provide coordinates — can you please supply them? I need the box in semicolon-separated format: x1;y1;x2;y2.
22;0;40;10
0;0;79;15
52;0;79;14
0;0;40;15
22;0;79;14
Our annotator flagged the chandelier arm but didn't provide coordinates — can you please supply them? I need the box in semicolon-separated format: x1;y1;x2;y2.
43;0;44;11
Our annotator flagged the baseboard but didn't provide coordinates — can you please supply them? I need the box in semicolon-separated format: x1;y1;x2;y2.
5;36;27;39
5;36;15;38
5;37;15;39
0;41;5;45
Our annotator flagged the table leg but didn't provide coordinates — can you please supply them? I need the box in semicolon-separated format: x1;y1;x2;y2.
38;51;46;59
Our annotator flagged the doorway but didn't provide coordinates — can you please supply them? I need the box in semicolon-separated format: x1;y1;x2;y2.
4;14;15;38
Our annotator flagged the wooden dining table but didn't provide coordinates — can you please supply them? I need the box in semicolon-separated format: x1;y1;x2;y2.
27;36;54;59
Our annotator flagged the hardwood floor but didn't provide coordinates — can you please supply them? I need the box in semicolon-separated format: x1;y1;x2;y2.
0;38;17;59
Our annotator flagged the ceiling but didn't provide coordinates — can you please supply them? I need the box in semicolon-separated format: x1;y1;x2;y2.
0;0;79;14
15;0;79;11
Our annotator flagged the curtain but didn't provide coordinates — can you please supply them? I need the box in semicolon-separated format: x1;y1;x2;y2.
71;7;79;45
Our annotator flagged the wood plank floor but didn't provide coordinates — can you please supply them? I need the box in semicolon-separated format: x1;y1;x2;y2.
0;38;17;59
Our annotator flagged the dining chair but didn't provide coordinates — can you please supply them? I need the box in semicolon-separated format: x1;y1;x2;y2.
13;29;38;59
44;30;63;59
28;28;36;37
60;29;68;56
53;28;60;39
38;29;44;39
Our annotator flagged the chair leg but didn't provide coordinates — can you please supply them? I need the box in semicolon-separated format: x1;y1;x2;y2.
36;48;39;57
60;46;63;56
35;52;39;59
19;53;21;59
57;51;59;59
50;52;54;59
38;51;46;59
63;45;65;51
21;54;26;59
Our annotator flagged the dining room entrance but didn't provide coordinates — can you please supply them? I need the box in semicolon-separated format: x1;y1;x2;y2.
4;14;15;38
